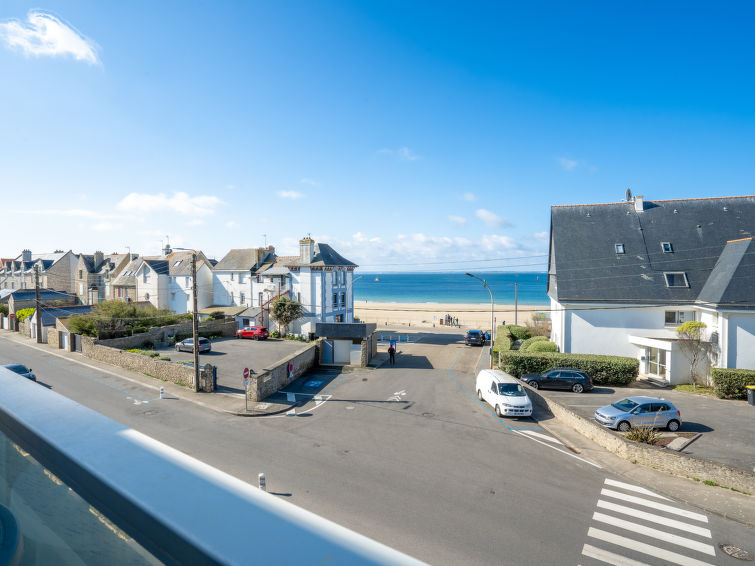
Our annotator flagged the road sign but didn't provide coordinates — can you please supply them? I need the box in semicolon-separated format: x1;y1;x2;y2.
243;367;249;379
288;362;294;378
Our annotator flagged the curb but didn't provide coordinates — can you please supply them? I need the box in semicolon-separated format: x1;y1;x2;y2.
525;385;755;495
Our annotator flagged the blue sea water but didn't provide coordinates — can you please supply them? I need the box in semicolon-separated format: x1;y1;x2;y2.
353;272;549;305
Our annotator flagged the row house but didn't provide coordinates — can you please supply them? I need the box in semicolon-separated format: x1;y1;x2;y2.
74;251;130;305
0;250;76;293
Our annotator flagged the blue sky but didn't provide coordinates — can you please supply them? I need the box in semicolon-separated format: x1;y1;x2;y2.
1;1;754;272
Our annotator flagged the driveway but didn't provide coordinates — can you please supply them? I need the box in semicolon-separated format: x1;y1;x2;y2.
156;337;309;394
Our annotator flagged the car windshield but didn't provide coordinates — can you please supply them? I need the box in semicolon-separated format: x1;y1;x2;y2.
468;331;481;336
611;398;639;412
4;364;28;374
498;383;526;396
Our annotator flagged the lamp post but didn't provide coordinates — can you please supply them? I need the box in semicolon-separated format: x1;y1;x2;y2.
173;247;200;392
465;273;494;369
346;275;364;322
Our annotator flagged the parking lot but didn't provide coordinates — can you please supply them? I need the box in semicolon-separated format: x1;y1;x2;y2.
156;336;310;394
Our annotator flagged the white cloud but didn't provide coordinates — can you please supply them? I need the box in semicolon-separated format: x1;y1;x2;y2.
448;215;467;226
475;209;507;228
226;220;238;229
377;147;420;161
116;192;224;216
0;10;99;64
534;231;549;243
277;190;305;200
300;178;320;186
558;157;578;171
463;192;477;202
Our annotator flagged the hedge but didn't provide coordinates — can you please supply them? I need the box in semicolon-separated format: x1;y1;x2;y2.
499;351;638;386
519;335;548;351
503;324;531;341
528;340;558;353
711;368;755;399
492;326;511;353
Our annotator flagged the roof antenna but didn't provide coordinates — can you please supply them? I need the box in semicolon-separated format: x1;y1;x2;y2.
262;233;267;247
625;187;632;202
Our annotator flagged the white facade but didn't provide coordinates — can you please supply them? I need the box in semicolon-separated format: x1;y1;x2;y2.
212;271;252;308
135;261;213;314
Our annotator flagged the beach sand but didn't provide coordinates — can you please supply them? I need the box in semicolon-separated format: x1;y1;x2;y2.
354;301;549;330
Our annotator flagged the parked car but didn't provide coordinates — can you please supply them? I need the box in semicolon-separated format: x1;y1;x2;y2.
520;368;593;393
476;369;533;417
175;337;212;353
595;396;681;432
236;326;269;340
465;329;485;346
1;363;36;381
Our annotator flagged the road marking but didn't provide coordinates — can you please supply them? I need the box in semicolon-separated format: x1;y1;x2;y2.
586;528;715;566
387;390;407;402
600;489;708;522
604;478;673;501
516;429;563;445
305;380;323;387
592;512;715;556
596;500;712;537
581;543;652;566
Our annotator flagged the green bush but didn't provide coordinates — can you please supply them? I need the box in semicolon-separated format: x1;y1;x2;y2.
625;426;660;444
503;324;531;341
491;326;512;353
519;335;548;351
16;308;35;322
711;368;755;399
0;304;8;317
499;351;638;386
271;329;281;338
528;340;558;352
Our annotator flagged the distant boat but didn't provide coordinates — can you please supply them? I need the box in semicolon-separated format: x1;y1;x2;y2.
374;277;380;282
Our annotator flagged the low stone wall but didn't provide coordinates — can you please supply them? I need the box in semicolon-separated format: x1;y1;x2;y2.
527;386;755;494
48;327;60;349
98;320;237;350
81;336;196;388
247;340;321;402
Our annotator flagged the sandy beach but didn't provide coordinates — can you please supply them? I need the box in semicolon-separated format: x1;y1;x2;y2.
353;301;549;330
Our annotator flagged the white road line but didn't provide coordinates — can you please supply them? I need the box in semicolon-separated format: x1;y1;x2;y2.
582;543;652;566
510;429;602;468
518;429;563;445
587;528;715;566
596;500;712;538
600;489;708;522
604;478;672;501
592;512;716;556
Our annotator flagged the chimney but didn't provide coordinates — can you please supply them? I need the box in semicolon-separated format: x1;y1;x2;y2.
94;251;104;270
299;237;314;264
633;195;645;213
22;249;32;262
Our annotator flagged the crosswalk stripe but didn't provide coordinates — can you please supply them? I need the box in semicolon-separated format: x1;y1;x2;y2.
592;512;716;556
600;489;708;522
587;528;716;566
604;478;672;501
596;500;712;538
582;543;652;566
518;429;563;444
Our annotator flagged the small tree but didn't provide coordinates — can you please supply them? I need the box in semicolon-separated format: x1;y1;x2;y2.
676;321;711;388
0;304;8;317
270;297;304;337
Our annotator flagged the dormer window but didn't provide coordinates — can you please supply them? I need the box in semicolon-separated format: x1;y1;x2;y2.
615;244;625;254
664;272;688;288
174;260;183;267
661;242;673;253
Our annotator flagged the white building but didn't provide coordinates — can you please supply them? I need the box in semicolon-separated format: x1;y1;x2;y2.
133;250;214;313
548;194;755;384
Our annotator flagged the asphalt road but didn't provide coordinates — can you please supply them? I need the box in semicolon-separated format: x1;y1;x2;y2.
1;333;753;565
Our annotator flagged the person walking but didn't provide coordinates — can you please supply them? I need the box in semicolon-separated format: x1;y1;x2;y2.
388;344;396;366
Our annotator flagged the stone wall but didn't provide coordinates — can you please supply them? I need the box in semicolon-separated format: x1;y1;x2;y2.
247;340;320;402
526;386;755;494
97;319;237;350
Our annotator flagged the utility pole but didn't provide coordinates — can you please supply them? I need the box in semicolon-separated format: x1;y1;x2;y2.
192;253;200;392
35;266;42;343
514;282;518;326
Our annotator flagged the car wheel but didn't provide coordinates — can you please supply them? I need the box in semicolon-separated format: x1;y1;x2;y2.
572;383;584;393
495;405;502;417
667;419;680;432
529;381;539;389
175;345;180;352
617;421;631;432
236;334;241;339
477;389;483;401
254;335;259;340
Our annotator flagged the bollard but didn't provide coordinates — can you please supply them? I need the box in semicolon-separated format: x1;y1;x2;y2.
258;473;266;491
159;387;164;399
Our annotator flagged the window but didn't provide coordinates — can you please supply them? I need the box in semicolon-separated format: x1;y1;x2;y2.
78;270;83;279
332;271;336;284
664;272;688;288
240;293;245;304
144;292;150;300
333;293;338;306
615;244;625;254
665;311;693;325
340;292;345;307
661;242;673;253
185;277;190;287
239;274;245;284
297;292;301;303
231;292;235;303
79;283;84;295
230;273;234;281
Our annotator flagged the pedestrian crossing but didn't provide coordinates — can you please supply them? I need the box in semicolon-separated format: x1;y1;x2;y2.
579;478;717;566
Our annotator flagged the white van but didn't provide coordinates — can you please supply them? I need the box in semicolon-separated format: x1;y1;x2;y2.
475;369;533;418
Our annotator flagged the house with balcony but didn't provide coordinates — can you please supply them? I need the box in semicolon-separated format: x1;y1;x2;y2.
548;194;755;384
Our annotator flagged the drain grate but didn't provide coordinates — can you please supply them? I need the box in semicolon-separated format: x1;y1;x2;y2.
720;544;754;561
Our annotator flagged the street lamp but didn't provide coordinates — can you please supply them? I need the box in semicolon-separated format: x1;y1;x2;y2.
346;275;364;322
465;273;494;369
173;247;201;392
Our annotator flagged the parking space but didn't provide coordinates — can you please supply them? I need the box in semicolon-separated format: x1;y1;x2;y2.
155;337;309;393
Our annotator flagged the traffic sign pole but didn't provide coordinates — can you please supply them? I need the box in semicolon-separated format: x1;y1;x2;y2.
243;368;250;412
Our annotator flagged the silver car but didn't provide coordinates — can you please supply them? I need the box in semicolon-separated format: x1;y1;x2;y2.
594;396;682;432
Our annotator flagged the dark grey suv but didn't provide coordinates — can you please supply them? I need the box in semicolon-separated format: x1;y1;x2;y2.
465;330;485;346
521;368;593;393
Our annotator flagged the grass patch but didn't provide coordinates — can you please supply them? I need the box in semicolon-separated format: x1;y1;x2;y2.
126;348;160;358
669;384;717;397
703;480;719;487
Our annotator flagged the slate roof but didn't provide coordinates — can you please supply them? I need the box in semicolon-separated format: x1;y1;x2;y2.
214;248;272;271
112;257;144;287
697;238;755;306
549;196;755;307
6;289;74;302
37;305;94;326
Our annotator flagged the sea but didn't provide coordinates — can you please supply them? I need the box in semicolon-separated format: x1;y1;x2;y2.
353;272;549;305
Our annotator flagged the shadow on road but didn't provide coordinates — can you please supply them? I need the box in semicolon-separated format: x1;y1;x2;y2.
680;421;714;433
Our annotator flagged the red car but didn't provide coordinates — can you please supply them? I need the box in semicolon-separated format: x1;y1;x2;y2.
236;326;269;340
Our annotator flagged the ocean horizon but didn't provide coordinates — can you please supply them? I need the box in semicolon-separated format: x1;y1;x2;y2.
353;272;549;305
